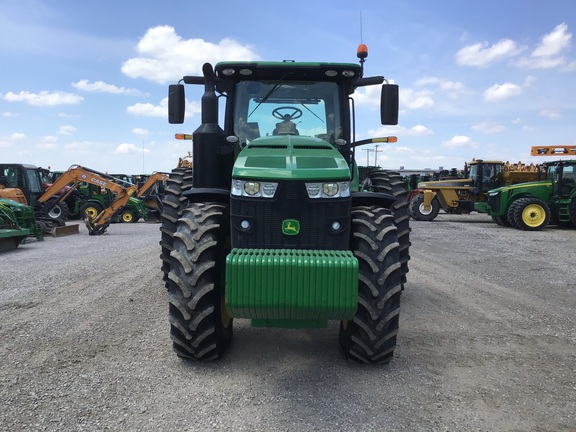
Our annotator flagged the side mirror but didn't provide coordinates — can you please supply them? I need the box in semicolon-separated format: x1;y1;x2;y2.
168;84;185;124
381;84;399;125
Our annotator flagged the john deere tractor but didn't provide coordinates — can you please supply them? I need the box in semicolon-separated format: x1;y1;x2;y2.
486;151;576;230
161;46;410;364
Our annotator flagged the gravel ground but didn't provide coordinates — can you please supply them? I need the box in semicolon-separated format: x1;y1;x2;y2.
1;214;575;432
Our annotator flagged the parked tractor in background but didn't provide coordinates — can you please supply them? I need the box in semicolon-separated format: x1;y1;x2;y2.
485;146;576;230
0;163;70;233
162;45;410;364
0;198;43;251
408;159;539;221
135;172;168;222
40;165;142;235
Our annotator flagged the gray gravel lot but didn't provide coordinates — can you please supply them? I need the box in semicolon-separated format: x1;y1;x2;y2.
1;214;575;431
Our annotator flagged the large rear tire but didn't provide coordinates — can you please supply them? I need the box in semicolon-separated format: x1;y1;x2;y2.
339;206;402;364
409;194;440;221
362;170;411;287
168;203;233;360
160;168;194;288
509;197;550;231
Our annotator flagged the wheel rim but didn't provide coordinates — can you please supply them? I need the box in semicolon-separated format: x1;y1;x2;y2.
522;204;546;227
85;207;99;219
418;203;433;216
48;206;62;219
122;212;133;223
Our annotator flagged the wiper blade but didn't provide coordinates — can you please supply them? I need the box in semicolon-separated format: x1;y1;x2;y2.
248;76;285;117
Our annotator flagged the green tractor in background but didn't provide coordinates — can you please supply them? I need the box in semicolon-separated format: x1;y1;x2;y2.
161;45;411;364
80;183;148;224
484;158;576;230
0;198;43;252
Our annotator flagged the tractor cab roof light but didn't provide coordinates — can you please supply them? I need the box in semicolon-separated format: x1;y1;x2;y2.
221;68;236;76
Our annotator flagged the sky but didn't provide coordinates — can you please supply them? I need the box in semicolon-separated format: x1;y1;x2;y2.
1;0;575;175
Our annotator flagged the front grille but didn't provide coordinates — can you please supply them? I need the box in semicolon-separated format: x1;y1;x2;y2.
231;181;350;250
487;193;501;212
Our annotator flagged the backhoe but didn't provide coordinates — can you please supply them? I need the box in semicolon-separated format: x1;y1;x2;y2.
39;165;140;235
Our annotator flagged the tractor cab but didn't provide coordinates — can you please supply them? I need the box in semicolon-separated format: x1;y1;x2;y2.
467;160;503;192
547;161;576;197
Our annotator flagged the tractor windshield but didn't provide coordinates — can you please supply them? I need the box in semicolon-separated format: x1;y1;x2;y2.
469;163;502;191
232;81;343;146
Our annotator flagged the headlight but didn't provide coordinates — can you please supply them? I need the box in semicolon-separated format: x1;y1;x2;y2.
306;181;350;199
231;179;278;198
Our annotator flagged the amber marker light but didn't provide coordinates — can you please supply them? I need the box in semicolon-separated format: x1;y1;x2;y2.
357;43;368;60
175;134;193;140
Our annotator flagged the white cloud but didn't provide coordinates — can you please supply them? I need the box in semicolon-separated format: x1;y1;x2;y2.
127;101;166;117
121;26;260;84
516;23;574;69
367;124;433;138
414;76;467;99
539;109;561;119
114;143;151;154
38;135;58;150
132;128;150;136
456;39;523;67
353;85;381;108
11;132;26;140
442;135;476;149
3;90;83;106
483;83;522;102
471;121;505;134
127;97;201;118
58;125;77;136
533;23;571;58
410;124;433;136
72;79;142;96
401;88;434;109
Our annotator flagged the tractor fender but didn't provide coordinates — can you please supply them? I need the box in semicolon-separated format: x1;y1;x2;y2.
182;188;230;206
351;191;396;210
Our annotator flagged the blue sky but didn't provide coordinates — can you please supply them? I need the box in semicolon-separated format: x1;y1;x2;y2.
1;0;575;175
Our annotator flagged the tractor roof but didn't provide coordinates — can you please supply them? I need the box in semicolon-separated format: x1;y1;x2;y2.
214;61;363;81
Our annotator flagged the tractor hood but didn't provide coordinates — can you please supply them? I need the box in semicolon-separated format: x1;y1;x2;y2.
488;180;553;195
232;135;350;180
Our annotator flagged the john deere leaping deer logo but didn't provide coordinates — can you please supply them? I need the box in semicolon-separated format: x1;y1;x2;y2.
282;219;300;235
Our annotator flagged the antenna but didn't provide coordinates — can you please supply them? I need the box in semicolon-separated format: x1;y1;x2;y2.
357;12;368;73
360;11;363;44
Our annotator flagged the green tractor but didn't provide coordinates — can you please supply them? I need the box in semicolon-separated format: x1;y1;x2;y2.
80;183;148;224
0;198;43;251
161;46;410;364
485;159;576;230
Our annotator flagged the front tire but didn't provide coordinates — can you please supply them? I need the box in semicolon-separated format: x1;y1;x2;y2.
339;206;402;364
492;215;511;227
509;197;550;231
121;210;135;223
168;202;233;360
409;194;440;221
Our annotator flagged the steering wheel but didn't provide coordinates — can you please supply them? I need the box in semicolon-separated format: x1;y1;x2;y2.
272;106;303;121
